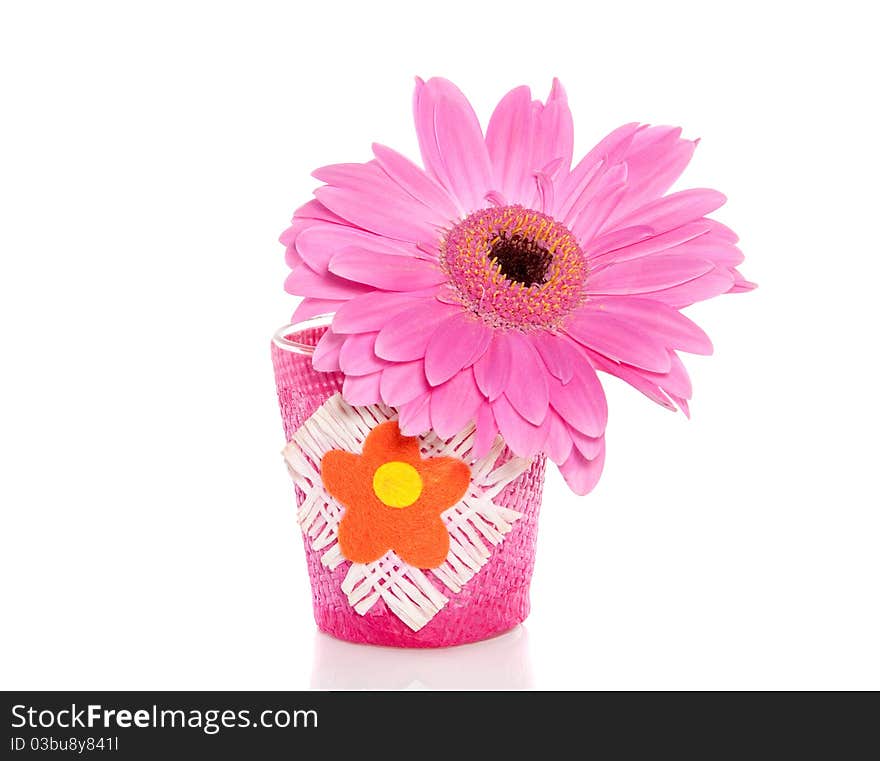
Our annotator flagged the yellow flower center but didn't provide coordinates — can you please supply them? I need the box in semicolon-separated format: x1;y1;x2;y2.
372;461;423;508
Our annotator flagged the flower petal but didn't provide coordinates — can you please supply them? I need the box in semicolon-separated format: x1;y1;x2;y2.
580;297;713;355
605;126;697;225
291;297;342;323
555;122;639;221
487;79;574;209
585;346;698;412
473;403;500;459
591;221;711;263
374;301;460;361
485;85;534;204
593;221;743;271
379;360;430;406
570;428;604;460
559;442;606;495
530;332;576;385
555;156;606;225
284;263;374;300
311;329;345;372
659;351;693;399
329;249;447;290
413;77;493;213
280;215;315;265
503;331;549;424
670;394;690;417
586;254;715;295
548;355;608;438
545;411;574;464
609;188;726;234
338;332;390;376
430;368;483;439
314;171;440;244
705;219;739;243
296;222;426;274
565;310;672;372
532;79;574;174
645;267;736;307
730;269;758;293
676;238;744;268
291;198;347;225
586;348;676;411
341;371;382;406
569;163;629;244
424;313;492;386
585;225;655;258
491;395;547;459
371;143;460;223
397;393;432;437
283;245;301;270
473;332;513;402
332;291;435;334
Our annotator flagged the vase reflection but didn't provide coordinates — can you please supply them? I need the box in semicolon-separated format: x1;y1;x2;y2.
310;625;534;690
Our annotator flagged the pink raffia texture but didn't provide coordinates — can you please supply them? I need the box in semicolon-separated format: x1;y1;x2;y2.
272;327;545;647
282;77;754;495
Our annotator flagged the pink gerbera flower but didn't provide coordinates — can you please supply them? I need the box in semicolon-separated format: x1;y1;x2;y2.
282;77;754;494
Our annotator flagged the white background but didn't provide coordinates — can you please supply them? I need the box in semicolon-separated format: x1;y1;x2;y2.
2;0;878;690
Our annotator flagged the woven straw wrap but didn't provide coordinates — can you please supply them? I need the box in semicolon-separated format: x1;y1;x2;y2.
272;326;545;647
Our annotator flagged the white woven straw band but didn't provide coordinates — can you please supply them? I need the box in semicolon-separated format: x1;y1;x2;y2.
272;314;333;355
283;394;530;631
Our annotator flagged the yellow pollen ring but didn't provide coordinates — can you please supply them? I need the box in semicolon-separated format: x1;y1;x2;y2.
372;461;423;508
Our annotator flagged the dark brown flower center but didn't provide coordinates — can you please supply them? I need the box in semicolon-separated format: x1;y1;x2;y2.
489;233;553;287
440;205;588;330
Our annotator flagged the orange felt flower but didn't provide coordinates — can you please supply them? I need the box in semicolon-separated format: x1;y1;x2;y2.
320;421;471;569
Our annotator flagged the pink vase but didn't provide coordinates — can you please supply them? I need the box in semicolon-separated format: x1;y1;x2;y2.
272;322;545;647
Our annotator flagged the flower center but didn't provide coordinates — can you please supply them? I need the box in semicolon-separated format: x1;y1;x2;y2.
440;205;587;330
372;461;423;508
489;233;553;286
